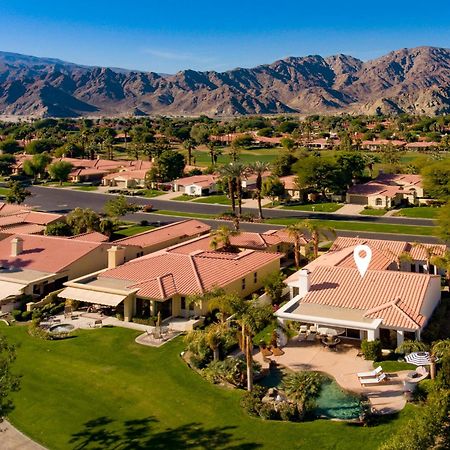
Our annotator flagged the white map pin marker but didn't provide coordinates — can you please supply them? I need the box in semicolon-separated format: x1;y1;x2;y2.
353;244;372;278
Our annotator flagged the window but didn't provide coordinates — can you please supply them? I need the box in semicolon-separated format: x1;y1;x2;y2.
181;297;186;310
410;263;416;273
241;278;246;290
375;198;383;206
419;265;424;273
254;272;257;284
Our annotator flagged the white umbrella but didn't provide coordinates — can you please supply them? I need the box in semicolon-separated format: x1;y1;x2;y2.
405;351;432;366
317;327;345;337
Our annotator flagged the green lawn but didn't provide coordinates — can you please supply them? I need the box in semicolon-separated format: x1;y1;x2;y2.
394;207;440;219
193;194;231;205
374;361;416;372
74;186;99;191
282;203;343;213
189;147;281;167
171;194;194;201
153;210;216;219
0;187;10;196
143;189;166;198
2;325;416;450
113;224;154;238
359;209;387;216
265;218;436;236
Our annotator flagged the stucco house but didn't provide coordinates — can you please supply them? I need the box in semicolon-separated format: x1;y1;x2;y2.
172;174;219;196
102;169;149;189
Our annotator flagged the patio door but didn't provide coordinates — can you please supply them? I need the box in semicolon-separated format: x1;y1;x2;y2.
180;296;194;318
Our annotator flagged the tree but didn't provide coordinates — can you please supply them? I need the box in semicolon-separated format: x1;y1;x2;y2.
0;139;21;154
412;242;442;274
261;176;285;204
422;160;450;201
206;141;222;166
190;124;210;145
436;202;450;242
23;153;52;182
104;195;137;218
25;139;59;154
280;137;295;151
5;181;30;204
282;372;323;414
0;154;16;176
296;219;335;259
183;139;196;166
99;217;117;238
272;150;298;177
149;150;185;183
220;162;247;216
263;271;286;304
287;223;308;269
44;221;72;236
209;226;239;252
336;152;366;186
431;251;450;288
248;161;270;219
66;208;100;234
0;334;20;422
48;161;73;185
363;154;381;178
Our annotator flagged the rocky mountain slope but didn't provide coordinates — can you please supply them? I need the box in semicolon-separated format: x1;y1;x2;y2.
0;46;449;117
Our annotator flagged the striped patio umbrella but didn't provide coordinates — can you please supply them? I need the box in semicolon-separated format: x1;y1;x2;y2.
405;351;431;366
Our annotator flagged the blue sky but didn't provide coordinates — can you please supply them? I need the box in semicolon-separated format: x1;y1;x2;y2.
1;1;450;73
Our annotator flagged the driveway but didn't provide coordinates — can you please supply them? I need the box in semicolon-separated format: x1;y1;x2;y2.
333;204;365;215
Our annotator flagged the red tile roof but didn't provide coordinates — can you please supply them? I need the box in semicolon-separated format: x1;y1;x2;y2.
0;234;107;273
100;248;282;300
68;232;110;243
301;266;437;329
113;220;211;248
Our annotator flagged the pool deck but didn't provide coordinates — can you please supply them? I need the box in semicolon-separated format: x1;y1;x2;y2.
254;338;408;414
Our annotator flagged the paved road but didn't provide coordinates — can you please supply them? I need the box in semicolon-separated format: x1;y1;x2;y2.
27;186;435;226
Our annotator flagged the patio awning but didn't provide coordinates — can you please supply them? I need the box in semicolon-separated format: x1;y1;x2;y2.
0;281;25;301
58;287;127;307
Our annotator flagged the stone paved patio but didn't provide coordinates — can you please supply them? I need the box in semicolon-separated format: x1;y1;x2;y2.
255;337;408;414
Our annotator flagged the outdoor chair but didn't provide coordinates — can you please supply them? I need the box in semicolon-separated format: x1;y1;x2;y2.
306;332;317;342
309;325;318;333
298;332;307;341
360;373;387;386
299;325;308;333
357;366;383;379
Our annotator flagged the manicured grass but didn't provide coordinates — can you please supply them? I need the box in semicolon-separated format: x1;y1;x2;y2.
171;194;194;201
253;322;277;345
143;189;166;198
113;224;154;238
264;218;436;236
374;361;416;372
0;187;10;196
282;203;343;213
189;147;281;167
359;208;387;216
394;207;440;219
74;186;99;191
193;194;231;205
1;325;416;450
153;210;216;219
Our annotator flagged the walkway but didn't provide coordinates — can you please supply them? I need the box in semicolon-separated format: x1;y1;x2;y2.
333;204;365;215
254;338;407;414
1;420;46;450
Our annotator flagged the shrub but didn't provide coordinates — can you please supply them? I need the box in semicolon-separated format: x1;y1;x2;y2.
395;340;429;355
437;353;450;389
361;339;382;361
282;371;324;412
11;309;23;321
28;320;50;340
414;379;434;401
258;403;277;420
21;310;33;321
240;385;266;417
278;402;298;421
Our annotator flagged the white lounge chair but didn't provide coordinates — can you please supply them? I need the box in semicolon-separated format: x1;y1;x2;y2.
357;366;383;378
299;325;308;333
360;373;387;385
309;325;318;333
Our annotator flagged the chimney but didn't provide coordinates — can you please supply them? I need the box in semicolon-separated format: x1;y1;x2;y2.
297;269;311;298
107;246;126;269
11;237;24;257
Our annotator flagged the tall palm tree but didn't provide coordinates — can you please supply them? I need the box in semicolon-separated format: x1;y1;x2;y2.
210;226;239;252
363;154;381;178
207;141;222;166
183;139;196;166
220;162;247;216
248;161;270;219
286;223;308;269
297;219;335;259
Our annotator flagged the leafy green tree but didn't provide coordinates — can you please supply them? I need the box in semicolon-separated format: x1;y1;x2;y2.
277;121;298;133
294;156;339;197
104;195;137;218
422;159;450;201
48;161;73;185
431;251;450;288
66;208;100;234
280;137;295;151
0;139;21;154
287;223;308;269
436;202;450;242
263;271;286;304
44;221;72;236
0;334;20;422
25;139;59;154
261;176;285;204
190;124;210;145
0;154;16;176
272;150;298;177
209;226;239;252
336;152;366;186
5;181;31;204
23;153;52;182
147;150;185;183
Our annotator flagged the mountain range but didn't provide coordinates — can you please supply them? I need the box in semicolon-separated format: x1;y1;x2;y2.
1;46;450;117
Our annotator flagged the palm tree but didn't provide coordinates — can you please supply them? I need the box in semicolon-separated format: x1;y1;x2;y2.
286;223;308;269
183;139;196;166
430;339;450;379
220;162;247;216
431;251;450;288
206;322;227;361
297;220;335;259
363;154;381;178
210;226;239;252
207;141;221;166
248;161;270;219
282;371;323;414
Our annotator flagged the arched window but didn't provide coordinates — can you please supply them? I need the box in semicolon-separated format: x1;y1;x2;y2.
375;198;383;206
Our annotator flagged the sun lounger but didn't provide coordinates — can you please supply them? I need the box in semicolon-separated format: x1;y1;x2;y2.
299;325;308;333
360;373;387;385
357;366;383;378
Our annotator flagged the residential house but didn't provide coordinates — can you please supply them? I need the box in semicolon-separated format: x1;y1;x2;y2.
0;234;112;313
360;139;406;151
58;245;282;322
405;142;440;151
102;169;149;189
280;175;301;200
172;174;219;196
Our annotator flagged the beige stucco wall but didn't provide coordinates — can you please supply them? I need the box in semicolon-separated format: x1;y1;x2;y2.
419;277;442;326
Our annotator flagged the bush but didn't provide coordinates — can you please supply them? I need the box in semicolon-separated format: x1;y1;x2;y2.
278;402;298;421
414;379;434;401
361;339;382;361
21;310;33;321
240;385;266;417
11;309;23;321
258;403;277;420
395;340;429;354
28;320;50;340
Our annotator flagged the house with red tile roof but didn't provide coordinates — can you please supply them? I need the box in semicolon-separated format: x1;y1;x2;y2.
0;234;112;313
59;245;282;323
346;173;428;208
277;266;441;347
112;219;211;260
102;169;150;189
172;174;219;196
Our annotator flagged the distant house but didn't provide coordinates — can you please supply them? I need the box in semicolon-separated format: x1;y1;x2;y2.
405;141;440;151
172;174;219;196
360;139;406;151
102;169;149;189
0;234;111;313
279;175;301;200
346;173;427;208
